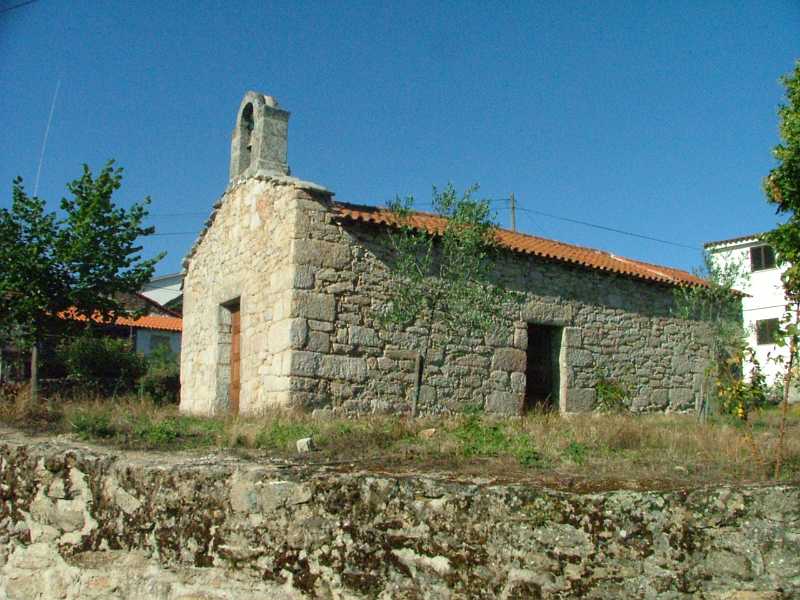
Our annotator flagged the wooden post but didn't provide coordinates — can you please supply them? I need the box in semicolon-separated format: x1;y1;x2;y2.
412;352;423;418
510;193;516;232
30;342;38;404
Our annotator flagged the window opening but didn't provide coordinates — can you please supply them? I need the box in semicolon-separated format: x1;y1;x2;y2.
756;318;780;345
240;103;254;170
750;245;776;272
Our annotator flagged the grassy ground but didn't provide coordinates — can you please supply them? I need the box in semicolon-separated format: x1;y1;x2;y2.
1;390;799;491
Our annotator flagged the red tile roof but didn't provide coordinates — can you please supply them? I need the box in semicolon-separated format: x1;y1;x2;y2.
60;309;182;332
114;314;183;332
331;202;707;288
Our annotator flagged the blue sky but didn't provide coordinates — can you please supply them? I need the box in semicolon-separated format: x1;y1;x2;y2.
1;0;798;276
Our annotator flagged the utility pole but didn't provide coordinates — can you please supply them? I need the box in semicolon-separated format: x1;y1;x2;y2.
509;192;516;232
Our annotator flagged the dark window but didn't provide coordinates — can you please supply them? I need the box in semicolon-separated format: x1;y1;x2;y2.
149;334;171;352
756;318;780;345
750;245;776;271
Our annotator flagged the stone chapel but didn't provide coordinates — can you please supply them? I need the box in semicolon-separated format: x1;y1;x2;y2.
179;91;712;417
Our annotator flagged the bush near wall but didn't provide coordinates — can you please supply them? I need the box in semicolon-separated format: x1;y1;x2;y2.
141;345;180;405
57;335;147;396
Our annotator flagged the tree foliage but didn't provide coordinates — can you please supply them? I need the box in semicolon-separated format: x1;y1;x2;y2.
673;253;753;416
56;334;147;396
383;183;521;334
762;60;800;478
764;61;800;302
0;161;162;352
763;60;800;301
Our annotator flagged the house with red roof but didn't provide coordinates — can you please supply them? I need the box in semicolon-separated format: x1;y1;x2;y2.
0;294;181;384
179;92;712;417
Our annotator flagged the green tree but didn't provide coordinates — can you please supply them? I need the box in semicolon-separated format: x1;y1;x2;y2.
673;252;749;417
383;183;522;415
763;60;800;478
0;161;162;401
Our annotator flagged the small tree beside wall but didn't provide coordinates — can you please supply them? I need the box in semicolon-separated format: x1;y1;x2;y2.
762;60;800;479
382;184;523;415
0;162;162;403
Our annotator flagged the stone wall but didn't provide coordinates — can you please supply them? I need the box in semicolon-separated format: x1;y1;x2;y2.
284;194;711;415
180;176;330;415
1;430;797;599
180;179;711;417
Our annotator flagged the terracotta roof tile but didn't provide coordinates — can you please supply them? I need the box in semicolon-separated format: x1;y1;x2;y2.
60;309;182;332
331;202;707;288
114;314;183;332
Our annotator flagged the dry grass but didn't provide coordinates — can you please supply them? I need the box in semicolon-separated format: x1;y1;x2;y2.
2;386;799;491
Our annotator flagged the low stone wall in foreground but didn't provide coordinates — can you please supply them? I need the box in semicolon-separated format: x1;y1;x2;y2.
0;428;798;599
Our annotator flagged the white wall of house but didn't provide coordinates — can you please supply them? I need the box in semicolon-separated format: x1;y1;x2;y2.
141;273;183;307
706;236;789;385
134;329;181;356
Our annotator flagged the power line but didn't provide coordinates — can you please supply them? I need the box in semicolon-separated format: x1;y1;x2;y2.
148;211;208;217
144;199;701;251
0;0;38;14
490;200;700;251
150;231;199;237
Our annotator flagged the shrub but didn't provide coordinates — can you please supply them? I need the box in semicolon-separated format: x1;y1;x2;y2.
564;440;588;464
58;334;147;396
453;414;544;467
71;412;116;439
595;373;630;413
716;350;768;420
133;417;183;447
141;345;180;404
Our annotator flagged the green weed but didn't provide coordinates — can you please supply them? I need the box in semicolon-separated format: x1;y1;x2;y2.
71;412;116;440
453;415;543;467
255;421;316;450
564;440;588;465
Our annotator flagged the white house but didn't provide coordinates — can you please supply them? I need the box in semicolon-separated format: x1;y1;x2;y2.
705;234;789;387
140;272;184;310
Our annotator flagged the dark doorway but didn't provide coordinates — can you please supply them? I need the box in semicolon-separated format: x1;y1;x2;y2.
525;324;561;411
229;305;241;415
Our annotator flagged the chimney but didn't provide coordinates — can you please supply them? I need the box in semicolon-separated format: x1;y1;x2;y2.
229;91;290;184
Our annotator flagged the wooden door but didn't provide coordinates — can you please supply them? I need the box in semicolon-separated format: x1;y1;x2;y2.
229;308;241;415
525;324;558;411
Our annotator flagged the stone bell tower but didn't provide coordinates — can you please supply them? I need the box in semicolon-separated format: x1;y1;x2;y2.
228;91;290;184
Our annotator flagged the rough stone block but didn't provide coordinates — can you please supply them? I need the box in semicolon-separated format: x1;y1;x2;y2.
650;388;669;409
418;385;437;407
296;437;315;453
308;319;334;332
306;331;331;353
455;355;491;368
386;349;419;361
562;327;581;348
268;318;307;353
491;348;527;373
326;281;353;294
348;325;382;348
567;349;593;368
522;302;573;325
513;326;528;350
485;330;513;348
563;388;595;413
319;355;367;382
291;291;336;322
293;239;351;269
510;372;526;393
485;391;522;416
377;357;396;371
288;351;321;377
668;388;694;411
